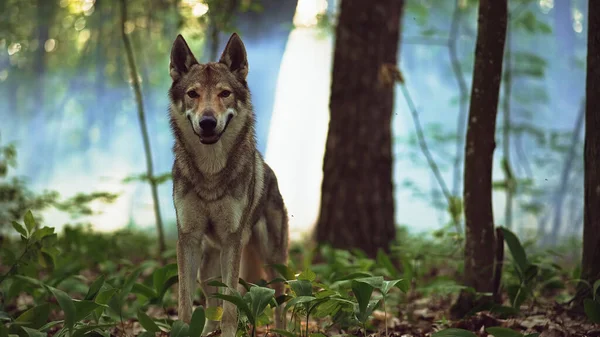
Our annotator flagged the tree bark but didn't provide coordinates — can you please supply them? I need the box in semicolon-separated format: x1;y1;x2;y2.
576;0;600;304
451;0;507;318
315;0;404;258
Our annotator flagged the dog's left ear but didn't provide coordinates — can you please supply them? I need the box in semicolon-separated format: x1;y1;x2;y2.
219;33;248;80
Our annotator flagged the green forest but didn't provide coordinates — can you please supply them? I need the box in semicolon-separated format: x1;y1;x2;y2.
0;0;599;336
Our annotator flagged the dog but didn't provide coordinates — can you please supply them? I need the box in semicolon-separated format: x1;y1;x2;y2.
168;33;289;337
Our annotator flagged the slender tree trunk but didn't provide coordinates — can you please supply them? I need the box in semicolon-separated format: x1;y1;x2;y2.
451;0;507;318
315;0;404;258
576;0;600;304
120;0;166;256
549;102;585;245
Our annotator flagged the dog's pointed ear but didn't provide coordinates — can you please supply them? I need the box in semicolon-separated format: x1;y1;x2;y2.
170;34;198;81
219;33;248;80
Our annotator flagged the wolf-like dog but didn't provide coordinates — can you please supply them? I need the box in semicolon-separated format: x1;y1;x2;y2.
168;33;289;337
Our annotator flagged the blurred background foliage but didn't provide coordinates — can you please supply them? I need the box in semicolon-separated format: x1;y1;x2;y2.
0;0;590;247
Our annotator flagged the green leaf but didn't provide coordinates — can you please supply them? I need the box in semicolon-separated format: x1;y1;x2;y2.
137;309;161;333
354;276;384;290
94;288;118;317
72;324;118;337
247;286;275;324
47;287;76;332
584;298;600;324
30;227;54;244
188;306;206;337
171;320;190;337
207;280;229;288
432;328;478;337
284;296;317;312
298;268;316;282
133;282;158;299
37;320;64;332
269;264;296;281
24;211;36;234
21;327;45;337
288;279;313;297
15;303;50;329
206;306;223;321
12;221;27;238
73;300;103;321
499;227;529;276
84;275;105;300
351;280;374;318
212;293;254;323
485;327;524;337
381;279;408;294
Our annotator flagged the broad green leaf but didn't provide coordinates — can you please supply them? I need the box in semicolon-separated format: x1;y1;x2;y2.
310;333;327;337
499;227;529;276
73;300;103;321
72;324;118;337
133;282;158;299
269;264;295;280
206;306;223;321
298;268;316;282
354;276;384;290
288;279;313;297
188;306;206;337
23;211;35;234
432;328;478;337
94;288;118;317
212;293;254;322
37;320;63;332
84;275;105;300
12;221;27;238
171;320;189;337
21;327;45;337
485;327;524;337
119;268;142;304
381;279;408;294
351;280;375;316
13;275;45;289
137;309;161;333
156;275;178;304
584;298;600;324
47;287;76;332
30;227;54;243
284;296;317;312
15;303;50;329
333;272;373;282
247;286;276;324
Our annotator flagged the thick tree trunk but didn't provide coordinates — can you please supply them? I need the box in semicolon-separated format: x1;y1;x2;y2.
576;0;600;304
451;0;507;318
314;0;403;258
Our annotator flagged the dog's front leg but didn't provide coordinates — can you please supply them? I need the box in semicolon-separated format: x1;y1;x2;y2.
177;233;200;323
220;238;242;337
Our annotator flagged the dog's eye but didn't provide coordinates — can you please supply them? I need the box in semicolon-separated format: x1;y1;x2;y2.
187;91;199;98
218;90;231;98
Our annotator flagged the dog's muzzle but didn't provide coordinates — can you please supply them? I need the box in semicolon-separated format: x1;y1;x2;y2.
188;113;234;145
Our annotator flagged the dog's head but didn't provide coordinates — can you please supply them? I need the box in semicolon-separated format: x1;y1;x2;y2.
168;33;251;145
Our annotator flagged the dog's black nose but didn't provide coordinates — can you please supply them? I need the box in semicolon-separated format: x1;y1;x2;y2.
199;116;217;133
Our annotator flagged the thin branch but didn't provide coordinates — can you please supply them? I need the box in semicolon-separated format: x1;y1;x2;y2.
399;84;452;205
448;0;469;201
502;22;515;229
120;0;166;255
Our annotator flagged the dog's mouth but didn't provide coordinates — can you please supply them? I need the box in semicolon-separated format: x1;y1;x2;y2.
188;114;234;145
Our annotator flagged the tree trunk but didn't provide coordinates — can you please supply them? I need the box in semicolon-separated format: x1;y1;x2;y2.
451;0;507;318
576;0;600;304
314;0;403;258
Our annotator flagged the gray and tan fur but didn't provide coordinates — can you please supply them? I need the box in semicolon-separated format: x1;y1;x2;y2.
168;33;289;337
